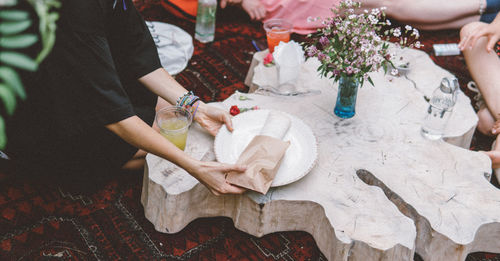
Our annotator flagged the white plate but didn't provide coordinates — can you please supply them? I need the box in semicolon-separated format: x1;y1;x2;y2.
214;109;318;187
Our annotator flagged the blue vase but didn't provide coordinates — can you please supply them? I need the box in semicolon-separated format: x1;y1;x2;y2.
334;76;359;119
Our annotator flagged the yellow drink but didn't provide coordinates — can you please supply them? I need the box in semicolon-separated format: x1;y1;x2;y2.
160;118;189;150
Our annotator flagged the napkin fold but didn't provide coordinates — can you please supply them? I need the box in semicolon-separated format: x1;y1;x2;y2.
274;41;305;86
226;111;291;194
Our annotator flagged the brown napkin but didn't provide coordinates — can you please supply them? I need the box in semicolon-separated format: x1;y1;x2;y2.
226;111;291;194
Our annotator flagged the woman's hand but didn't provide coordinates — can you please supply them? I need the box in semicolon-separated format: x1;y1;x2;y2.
459;20;500;52
491;119;500;135
220;0;242;8
190;160;247;196
194;102;233;136
220;0;266;20
241;0;266;20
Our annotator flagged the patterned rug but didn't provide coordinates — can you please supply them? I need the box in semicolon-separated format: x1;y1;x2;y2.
0;2;498;260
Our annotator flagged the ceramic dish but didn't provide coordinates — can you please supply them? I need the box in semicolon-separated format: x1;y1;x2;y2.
214;109;318;187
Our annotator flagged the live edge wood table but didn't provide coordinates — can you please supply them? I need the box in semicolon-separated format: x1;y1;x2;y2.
141;48;500;261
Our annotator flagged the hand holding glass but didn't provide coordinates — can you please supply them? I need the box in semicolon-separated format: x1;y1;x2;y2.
156;107;193;150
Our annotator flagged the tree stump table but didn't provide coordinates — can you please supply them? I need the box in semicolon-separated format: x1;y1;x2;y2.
141;47;500;261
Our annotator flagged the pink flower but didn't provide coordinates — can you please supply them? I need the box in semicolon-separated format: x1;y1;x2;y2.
317;52;327;61
307;46;318;57
263;53;274;67
319;36;329;46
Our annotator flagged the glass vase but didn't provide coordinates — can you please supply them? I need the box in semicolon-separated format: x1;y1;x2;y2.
334;76;359;119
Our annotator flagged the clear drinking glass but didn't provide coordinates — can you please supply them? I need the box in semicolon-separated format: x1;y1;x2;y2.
156;106;193;150
263;19;292;53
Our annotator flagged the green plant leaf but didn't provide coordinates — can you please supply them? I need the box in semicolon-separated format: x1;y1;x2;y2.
0;83;17;115
0;66;26;99
0;20;32;35
0;51;37;71
368;77;374;86
0;34;38;49
0;10;30;21
0;117;6;149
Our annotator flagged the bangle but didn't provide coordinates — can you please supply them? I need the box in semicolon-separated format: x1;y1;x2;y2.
176;91;200;116
192;101;200;118
479;0;486;15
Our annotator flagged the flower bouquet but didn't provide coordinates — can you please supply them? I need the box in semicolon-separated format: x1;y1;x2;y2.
305;0;420;118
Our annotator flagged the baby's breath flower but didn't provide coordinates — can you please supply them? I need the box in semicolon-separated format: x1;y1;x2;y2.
393;28;401;37
412;28;420;38
305;0;420;86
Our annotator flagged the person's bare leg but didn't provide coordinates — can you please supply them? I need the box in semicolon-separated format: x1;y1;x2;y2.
410;15;480;30
462;22;500;169
477;106;497;135
122;149;147;171
462;22;500;121
360;0;483;28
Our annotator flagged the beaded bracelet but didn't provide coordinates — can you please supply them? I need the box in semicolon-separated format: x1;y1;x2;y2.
176;91;201;118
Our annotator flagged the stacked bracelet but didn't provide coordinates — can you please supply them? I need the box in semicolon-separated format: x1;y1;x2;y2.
176;91;201;118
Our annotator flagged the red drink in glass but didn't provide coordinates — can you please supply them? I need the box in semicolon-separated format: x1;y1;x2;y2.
264;19;292;53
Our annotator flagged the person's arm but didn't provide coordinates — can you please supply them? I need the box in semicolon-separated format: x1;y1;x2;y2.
138;68;234;136
220;0;266;20
105;116;246;195
459;13;500;52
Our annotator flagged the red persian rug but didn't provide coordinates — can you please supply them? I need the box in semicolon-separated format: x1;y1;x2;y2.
0;1;498;260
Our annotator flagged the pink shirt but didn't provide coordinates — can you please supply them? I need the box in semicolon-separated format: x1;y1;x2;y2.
261;0;340;34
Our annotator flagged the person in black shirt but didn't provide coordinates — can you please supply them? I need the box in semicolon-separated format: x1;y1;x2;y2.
7;0;245;195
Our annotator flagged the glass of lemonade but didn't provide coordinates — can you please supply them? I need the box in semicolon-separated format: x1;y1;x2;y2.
156;106;193;150
263;19;292;53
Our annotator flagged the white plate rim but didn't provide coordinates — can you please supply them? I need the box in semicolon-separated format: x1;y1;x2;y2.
214;109;318;187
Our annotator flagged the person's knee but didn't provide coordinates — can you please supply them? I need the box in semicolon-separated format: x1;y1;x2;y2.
460;22;484;39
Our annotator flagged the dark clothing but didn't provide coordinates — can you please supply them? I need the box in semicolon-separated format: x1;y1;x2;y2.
7;0;161;178
481;0;500;23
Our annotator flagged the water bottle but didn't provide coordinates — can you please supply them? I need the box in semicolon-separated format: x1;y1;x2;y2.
195;0;217;43
421;76;459;140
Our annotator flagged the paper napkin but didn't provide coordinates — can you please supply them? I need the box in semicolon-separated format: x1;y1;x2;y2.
226;111;291;194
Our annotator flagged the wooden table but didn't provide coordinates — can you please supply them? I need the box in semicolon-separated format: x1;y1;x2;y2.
141;47;500;261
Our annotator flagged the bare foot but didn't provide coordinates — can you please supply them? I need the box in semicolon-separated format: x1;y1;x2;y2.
483;150;500;169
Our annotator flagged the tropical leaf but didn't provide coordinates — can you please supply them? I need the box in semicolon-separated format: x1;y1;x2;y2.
0;83;17;115
0;34;38;48
0;10;29;21
0;117;6;149
0;51;38;71
0;19;31;35
0;66;26;99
